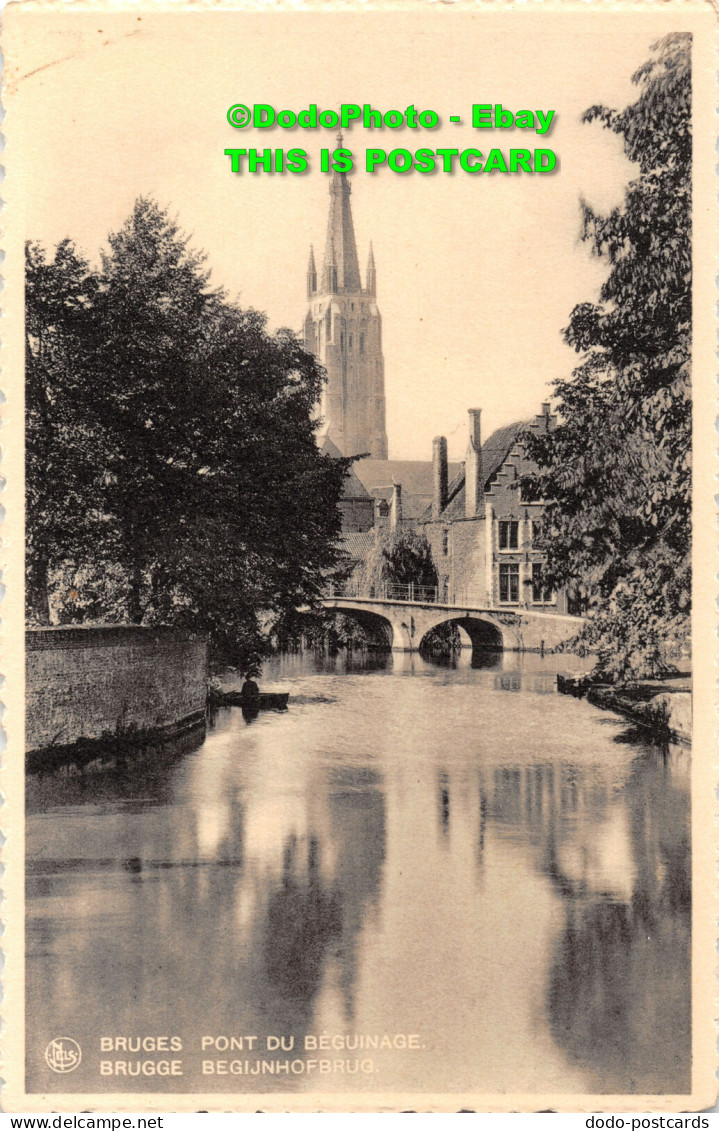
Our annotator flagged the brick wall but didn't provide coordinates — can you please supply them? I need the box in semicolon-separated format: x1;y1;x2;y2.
339;496;375;532
423;517;487;605
26;625;208;753
449;519;486;604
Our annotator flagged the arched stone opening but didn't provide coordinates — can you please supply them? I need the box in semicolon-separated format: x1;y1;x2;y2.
419;615;504;663
419;620;464;662
456;617;504;650
328;607;394;650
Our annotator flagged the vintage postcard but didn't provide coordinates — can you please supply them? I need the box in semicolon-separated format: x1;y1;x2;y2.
1;0;716;1114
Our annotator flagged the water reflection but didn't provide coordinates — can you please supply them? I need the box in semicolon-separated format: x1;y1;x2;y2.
547;748;690;1094
437;771;451;837
263;834;342;1002
26;650;689;1096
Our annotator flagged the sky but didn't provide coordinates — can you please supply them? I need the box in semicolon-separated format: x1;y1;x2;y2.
6;7;689;460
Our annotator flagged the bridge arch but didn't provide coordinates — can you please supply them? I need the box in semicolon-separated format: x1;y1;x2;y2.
325;605;395;650
321;593;584;653
419;614;504;656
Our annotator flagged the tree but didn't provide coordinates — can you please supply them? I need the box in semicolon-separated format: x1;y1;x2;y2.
26;198;352;666
525;34;691;680
25;240;102;623
355;526;438;595
133;297;352;663
90;197;222;624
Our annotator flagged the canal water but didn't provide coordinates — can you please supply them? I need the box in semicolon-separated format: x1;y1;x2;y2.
26;650;691;1097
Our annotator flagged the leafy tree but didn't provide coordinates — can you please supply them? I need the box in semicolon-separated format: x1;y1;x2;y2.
355;526;438;595
525;34;691;680
89;197;222;624
25;240;102;623
271;607;372;653
26;198;351;666
132;297;352;663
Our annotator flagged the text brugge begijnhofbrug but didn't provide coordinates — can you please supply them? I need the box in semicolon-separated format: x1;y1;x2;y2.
98;1033;423;1078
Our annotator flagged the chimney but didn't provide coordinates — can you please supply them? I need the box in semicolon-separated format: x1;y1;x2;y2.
465;408;484;518
390;483;403;533
432;436;448;520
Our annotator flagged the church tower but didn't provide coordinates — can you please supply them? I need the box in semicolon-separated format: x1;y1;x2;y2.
303;158;389;459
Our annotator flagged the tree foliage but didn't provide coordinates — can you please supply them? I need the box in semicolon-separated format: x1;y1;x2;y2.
26;198;352;666
524;34;691;680
25;240;103;623
354;526;438;594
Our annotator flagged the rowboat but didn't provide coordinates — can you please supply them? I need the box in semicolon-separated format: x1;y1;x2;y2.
556;674;592;698
219;690;290;710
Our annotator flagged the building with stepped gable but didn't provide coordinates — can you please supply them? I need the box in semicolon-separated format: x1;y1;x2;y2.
419;404;579;617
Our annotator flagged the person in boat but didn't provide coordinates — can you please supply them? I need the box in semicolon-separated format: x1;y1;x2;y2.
240;656;262;700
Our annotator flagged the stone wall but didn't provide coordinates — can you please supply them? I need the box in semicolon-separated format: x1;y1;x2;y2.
505;610;583;652
26;625;208;755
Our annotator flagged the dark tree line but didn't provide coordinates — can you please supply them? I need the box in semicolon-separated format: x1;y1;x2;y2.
525;34;691;680
26;197;352;665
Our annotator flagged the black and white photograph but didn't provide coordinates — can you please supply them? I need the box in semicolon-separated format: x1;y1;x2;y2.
2;1;715;1113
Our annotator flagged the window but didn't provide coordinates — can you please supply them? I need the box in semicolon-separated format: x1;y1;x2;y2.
442;529;449;555
499;563;519;603
532;562;553;604
359;333;365;355
498;520;519;550
348;334;353;350
531;519;543;547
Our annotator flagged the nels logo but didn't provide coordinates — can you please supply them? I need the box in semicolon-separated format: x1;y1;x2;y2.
45;1037;82;1073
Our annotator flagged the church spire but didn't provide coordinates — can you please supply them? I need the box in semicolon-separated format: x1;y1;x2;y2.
366;241;376;296
304;158;388;461
306;244;317;298
322;147;361;293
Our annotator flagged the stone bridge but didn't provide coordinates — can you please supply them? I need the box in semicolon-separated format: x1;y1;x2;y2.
320;594;584;654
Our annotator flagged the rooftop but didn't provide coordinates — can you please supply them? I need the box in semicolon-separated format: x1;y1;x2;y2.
338;531;376;560
420;421;529;522
320;435;373;499
354;459;462;520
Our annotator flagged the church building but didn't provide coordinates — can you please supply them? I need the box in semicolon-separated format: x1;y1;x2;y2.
305;163;459;523
304;159;388;461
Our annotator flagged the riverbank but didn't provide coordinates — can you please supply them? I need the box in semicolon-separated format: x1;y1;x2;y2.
558;672;691;745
